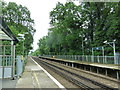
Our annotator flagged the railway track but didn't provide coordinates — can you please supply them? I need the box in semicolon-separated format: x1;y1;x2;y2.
39;57;120;85
32;57;118;89
41;57;119;83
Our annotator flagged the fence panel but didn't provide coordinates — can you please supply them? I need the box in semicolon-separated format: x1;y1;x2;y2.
43;55;115;64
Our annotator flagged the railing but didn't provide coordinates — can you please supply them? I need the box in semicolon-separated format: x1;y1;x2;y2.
43;55;115;64
0;55;13;66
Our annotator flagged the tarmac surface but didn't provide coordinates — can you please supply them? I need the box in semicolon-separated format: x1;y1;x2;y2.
0;79;18;89
1;57;64;89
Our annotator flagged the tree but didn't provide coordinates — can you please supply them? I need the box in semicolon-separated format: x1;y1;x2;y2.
2;1;36;55
37;2;120;56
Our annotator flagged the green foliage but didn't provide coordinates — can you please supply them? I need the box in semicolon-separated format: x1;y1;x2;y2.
38;2;120;56
31;49;40;56
2;1;36;55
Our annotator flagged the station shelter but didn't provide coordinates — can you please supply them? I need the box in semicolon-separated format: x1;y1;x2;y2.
0;17;18;79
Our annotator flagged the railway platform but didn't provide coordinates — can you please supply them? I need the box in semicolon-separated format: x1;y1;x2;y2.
39;56;120;80
15;57;65;88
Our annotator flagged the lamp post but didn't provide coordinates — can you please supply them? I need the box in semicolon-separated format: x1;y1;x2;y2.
18;34;25;56
103;40;116;63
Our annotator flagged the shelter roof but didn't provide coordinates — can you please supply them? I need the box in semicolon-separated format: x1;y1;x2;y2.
0;17;19;44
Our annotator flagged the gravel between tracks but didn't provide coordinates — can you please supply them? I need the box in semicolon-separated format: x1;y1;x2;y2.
45;59;119;88
32;56;119;89
32;57;80;88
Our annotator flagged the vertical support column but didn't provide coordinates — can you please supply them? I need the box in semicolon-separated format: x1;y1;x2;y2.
72;63;74;68
66;63;68;66
105;56;107;64
2;46;5;79
0;45;2;66
90;66;92;72
11;41;13;79
97;68;99;74
116;71;119;80
75;55;76;60
105;69;108;76
92;48;94;63
5;56;7;66
84;66;86;70
13;44;15;79
97;56;99;63
86;56;88;62
102;47;105;64
11;41;15;79
113;42;116;64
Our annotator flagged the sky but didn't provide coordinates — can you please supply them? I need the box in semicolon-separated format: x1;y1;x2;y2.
5;0;67;51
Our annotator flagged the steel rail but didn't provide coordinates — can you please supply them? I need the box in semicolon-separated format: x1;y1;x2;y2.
40;60;114;90
32;57;116;89
38;59;94;89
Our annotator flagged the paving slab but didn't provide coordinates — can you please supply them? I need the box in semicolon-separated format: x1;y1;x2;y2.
15;57;60;88
0;79;18;89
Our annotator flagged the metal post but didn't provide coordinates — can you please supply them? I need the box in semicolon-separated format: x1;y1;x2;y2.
116;71;119;80
72;63;74;68
97;68;99;74
92;48;94;62
113;42;116;64
66;63;68;66
104;40;116;64
11;41;13;79
102;47;105;63
2;46;5;79
11;41;15;79
13;44;15;79
97;56;99;63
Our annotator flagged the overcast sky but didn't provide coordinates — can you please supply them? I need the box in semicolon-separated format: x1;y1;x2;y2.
5;0;79;51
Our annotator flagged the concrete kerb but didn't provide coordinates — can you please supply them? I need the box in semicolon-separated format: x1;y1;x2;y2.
30;57;66;89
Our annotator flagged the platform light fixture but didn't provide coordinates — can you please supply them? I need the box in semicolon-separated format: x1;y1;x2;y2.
103;40;116;61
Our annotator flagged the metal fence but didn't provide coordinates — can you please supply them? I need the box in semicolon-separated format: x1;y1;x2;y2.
43;55;116;64
0;55;13;78
0;55;13;66
0;45;15;79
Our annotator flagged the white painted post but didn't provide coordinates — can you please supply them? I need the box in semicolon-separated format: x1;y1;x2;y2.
113;42;116;64
2;46;5;79
66;63;68;66
97;68;99;74
72;63;74;68
11;41;16;79
116;71;119;80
